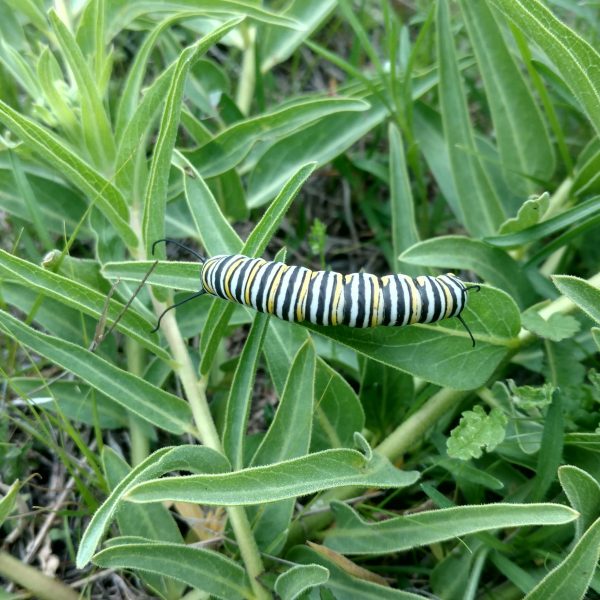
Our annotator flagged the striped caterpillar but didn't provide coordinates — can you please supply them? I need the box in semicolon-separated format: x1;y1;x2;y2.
152;240;479;345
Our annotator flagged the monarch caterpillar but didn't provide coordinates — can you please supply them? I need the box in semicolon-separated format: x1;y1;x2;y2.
152;239;480;345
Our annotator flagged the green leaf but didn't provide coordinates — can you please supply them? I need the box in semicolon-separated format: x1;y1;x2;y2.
248;340;316;553
303;285;520;391
389;122;419;275
102;260;200;292
92;541;252;600
521;308;581;342
251;340;316;466
447;405;507;460
103;449;184;600
324;501;578;554
184;172;243;256
507;380;555;410
552;275;600;325
245;162;318;256
287;545;453;599
489;0;600;137
459;1;554;192
247;98;387;208
126;449;420;505
48;9;115;168
76;445;229;567
0;249;169;359
115;12;214;138
400;235;535;307
558;465;600;540
499;192;550;234
223;312;270;469
275;564;329;600
106;1;300;38
142;18;244;261
530;392;563;502
264;317;364;452
0;100;136;246
592;327;600;350
0;480;20;527
0;164;88;235
10;379;127;429
0;309;192;435
437;0;505;236
485;195;600;248
523;517;600;600
185;97;369;178
260;0;336;72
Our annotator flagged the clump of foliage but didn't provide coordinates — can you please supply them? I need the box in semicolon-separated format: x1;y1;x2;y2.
1;1;600;599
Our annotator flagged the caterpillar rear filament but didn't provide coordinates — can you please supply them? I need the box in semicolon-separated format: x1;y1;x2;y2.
151;240;479;346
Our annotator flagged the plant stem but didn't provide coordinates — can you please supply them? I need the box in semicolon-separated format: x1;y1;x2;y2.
236;25;256;115
154;300;270;600
0;550;80;600
126;336;149;466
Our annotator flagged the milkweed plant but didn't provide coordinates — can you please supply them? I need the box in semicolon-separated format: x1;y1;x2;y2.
1;1;599;599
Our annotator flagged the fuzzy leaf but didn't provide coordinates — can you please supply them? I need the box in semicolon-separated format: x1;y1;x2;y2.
447;405;507;460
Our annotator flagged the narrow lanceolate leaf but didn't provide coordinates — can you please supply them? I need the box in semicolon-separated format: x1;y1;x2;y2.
0;310;192;435
274;564;330;600
552;275;600;324
264;314;364;451
248;341;316;553
247;100;387;208
304;285;520;391
142;18;244;261
0;250;168;359
251;340;316;465
484;195;600;248
0;100;136;246
93;541;252;600
103;449;184;600
106;0;299;38
0;480;20;527
115;11;214;138
185;98;368;177
49;9;115;168
400;236;535;308
389;123;419;275
244;162;317;256
459;0;554;191
126;449;420;505
489;0;600;137
102;260;200;292
77;445;230;567
524;517;600;600
223;312;270;469
558;465;600;540
325;501;578;554
184;172;243;256
288;546;426;600
261;0;336;72
437;0;505;236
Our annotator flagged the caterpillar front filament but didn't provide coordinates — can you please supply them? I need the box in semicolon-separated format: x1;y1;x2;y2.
151;240;479;345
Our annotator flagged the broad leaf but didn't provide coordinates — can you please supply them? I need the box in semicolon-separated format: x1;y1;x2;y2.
325;501;578;554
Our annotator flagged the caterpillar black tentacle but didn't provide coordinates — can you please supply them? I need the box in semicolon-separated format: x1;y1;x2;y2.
152;242;477;345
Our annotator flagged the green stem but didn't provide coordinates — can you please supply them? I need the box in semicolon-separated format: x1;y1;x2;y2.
126;336;149;466
0;550;79;600
236;25;256;116
154;300;270;600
